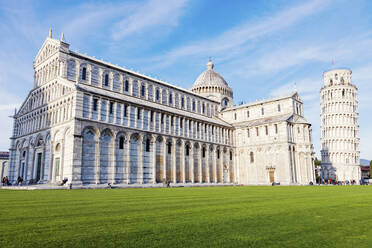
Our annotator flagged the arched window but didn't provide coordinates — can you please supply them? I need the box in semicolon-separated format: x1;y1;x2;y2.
192;101;196;111
217;149;220;159
261;107;264;115
124;80;129;92
202;103;205;113
277;104;281;112
82;67;87;80
342;89;345;97
202;147;206;158
104;74;109;86
181;97;184;108
119;137;124;149
230;151;232;160
250;152;254;163
234;113;237;120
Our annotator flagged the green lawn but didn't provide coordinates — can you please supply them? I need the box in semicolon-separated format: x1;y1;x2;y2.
1;186;371;248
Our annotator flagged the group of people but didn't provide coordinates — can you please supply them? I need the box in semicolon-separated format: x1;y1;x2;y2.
2;176;10;186
1;176;24;186
320;179;358;185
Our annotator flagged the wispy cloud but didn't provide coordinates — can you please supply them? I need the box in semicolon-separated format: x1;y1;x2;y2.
147;0;332;69
112;0;188;40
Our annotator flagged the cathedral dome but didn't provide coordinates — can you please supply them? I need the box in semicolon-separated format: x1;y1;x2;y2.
191;59;229;89
191;59;233;108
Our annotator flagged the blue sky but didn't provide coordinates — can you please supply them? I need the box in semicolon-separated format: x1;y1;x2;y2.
0;0;371;160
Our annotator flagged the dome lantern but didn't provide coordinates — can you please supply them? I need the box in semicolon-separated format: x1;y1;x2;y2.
206;58;214;70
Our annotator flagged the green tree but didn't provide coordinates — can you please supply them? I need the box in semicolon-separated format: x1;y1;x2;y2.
314;157;321;166
314;157;322;183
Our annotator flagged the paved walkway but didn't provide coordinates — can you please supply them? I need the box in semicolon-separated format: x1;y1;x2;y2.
0;182;236;190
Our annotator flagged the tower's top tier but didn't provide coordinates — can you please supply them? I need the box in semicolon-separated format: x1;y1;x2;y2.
323;69;352;87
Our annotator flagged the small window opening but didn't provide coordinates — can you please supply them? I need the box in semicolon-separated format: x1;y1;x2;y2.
168;142;172;154
104;74;109;86
186;145;190;156
119;137;124;149
109;102;114;114
156;89;160;101
124;105;127;117
146;139;150;152
124;80;129;92
141;85;145;97
82;67;87;80
93;99;98;111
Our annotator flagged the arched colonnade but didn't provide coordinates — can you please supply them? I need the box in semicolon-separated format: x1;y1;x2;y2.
81;126;235;184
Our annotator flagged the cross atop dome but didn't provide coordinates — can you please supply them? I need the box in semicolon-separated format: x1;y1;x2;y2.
206;58;214;70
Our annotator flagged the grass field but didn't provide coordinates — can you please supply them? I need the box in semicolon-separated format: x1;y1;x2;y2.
1;186;372;248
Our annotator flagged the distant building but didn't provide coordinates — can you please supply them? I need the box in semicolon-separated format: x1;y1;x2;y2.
0;152;9;179
360;166;370;179
7;30;315;186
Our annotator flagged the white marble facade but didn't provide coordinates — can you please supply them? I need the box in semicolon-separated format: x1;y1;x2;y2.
7;31;315;186
320;69;360;182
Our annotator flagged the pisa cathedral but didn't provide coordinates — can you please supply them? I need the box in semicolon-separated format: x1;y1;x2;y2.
320;69;360;182
7;31;315;186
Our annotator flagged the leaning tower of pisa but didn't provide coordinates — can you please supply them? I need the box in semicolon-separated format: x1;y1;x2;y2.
320;69;360;182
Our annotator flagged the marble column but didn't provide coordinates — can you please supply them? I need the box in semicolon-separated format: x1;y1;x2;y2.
162;139;167;182
124;137;130;184
189;144;194;183
137;134;144;184
198;146;202;183
181;140;185;183
151;139;156;184
75;61;80;83
111;136;116;184
206;146;210;183
212;148;217;183
95;138;100;184
171;138;176;183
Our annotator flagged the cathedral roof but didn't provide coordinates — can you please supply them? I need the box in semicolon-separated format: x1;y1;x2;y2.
191;59;230;89
232;113;310;128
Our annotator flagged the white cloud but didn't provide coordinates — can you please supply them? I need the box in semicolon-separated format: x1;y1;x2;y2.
0;90;22;151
